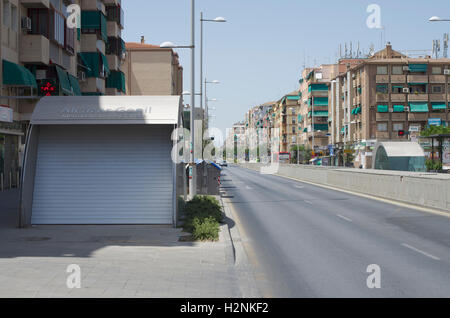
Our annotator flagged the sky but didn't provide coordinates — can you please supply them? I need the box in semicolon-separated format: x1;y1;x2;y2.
123;0;450;138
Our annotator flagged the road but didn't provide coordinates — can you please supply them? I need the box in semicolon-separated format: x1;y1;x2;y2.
221;165;450;298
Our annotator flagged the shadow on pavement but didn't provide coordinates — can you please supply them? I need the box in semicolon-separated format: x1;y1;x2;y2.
0;189;195;259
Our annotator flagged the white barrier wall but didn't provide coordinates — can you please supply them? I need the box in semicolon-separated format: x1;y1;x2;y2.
239;163;450;212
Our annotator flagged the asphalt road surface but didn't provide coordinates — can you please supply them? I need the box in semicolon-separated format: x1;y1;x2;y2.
221;165;450;298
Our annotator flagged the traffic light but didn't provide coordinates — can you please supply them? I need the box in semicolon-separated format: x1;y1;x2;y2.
398;130;405;137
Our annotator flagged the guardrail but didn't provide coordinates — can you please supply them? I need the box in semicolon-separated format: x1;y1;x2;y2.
239;163;450;212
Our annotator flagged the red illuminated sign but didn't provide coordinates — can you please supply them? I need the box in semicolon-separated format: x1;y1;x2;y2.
40;81;57;96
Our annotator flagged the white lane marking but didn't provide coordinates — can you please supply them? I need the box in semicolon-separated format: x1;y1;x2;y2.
305;200;313;205
245;185;253;190
336;214;353;222
295;185;305;189
401;243;441;261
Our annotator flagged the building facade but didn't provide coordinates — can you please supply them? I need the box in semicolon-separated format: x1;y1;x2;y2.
1;0;125;189
330;44;450;168
123;38;183;96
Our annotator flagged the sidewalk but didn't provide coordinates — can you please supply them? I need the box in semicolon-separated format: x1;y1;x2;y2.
0;190;259;298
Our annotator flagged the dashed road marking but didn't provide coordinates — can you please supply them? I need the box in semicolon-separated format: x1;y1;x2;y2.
305;200;313;205
401;243;440;261
336;214;353;222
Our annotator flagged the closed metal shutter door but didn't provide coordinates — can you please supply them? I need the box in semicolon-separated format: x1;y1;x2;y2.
31;125;173;224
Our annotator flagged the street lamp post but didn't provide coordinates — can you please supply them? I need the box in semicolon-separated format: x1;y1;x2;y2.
200;13;226;116
160;0;196;197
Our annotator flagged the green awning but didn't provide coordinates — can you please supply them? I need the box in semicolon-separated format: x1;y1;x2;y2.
81;11;108;42
287;95;300;101
393;105;405;113
68;74;82;96
313;124;329;131
352;107;361;115
409;103;429;113
313;111;328;117
100;53;110;76
82;92;103;96
79;52;100;77
308;83;328;92
303;128;308;132
313;97;328;106
2;60;37;88
431;102;447;110
377;105;389;113
409;64;428;73
55;66;72;95
297;115;303;121
106;71;126;93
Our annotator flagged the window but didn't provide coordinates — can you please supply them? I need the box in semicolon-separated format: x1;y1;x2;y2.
432;67;442;75
393;123;404;131
10;4;17;31
392;86;404;94
377;123;388;132
376;84;388;94
409;84;427;94
377;66;388;75
52;10;65;46
292;127;296;134
292;118;296;125
431;85;443;94
3;0;10;28
392;66;403;75
28;8;50;38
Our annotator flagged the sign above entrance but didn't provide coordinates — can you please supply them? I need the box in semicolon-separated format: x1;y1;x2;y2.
31;96;181;125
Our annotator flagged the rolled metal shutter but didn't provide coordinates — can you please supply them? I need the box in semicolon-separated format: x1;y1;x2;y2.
31;125;173;224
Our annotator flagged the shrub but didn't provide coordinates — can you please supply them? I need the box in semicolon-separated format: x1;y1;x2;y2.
192;217;220;241
182;196;223;241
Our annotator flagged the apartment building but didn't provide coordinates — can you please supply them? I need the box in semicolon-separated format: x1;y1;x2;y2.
330;43;450;168
297;64;338;152
244;101;275;161
123;37;183;96
0;0;125;188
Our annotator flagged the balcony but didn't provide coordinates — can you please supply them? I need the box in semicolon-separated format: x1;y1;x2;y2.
376;93;389;102
107;21;121;38
376;132;390;140
20;0;49;8
408;94;428;102
107;54;119;71
430;94;446;102
429;75;446;84
408;113;428;121
391;75;406;83
391;113;407;121
20;34;49;64
376;75;389;83
310;90;329;98
407;75;428;83
376;113;390;121
391;94;406;102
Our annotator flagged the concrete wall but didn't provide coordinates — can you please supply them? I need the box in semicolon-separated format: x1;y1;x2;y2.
239;163;450;212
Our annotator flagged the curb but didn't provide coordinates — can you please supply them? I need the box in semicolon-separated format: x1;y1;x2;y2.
219;196;237;265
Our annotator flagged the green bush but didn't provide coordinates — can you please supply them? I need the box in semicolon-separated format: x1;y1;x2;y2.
425;159;443;172
192;217;219;241
183;196;223;241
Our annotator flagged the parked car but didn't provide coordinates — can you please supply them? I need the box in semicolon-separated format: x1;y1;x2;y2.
220;160;228;167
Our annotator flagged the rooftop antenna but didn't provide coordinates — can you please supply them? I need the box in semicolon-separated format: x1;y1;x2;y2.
368;43;375;57
344;43;348;58
444;33;449;58
357;42;360;58
433;39;441;59
350;42;353;58
339;44;342;59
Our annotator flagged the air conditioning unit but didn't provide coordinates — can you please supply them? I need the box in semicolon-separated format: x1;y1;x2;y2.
402;66;410;71
389;108;394;113
405;107;410;112
21;17;31;31
78;71;86;82
444;69;450;75
403;87;410;93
